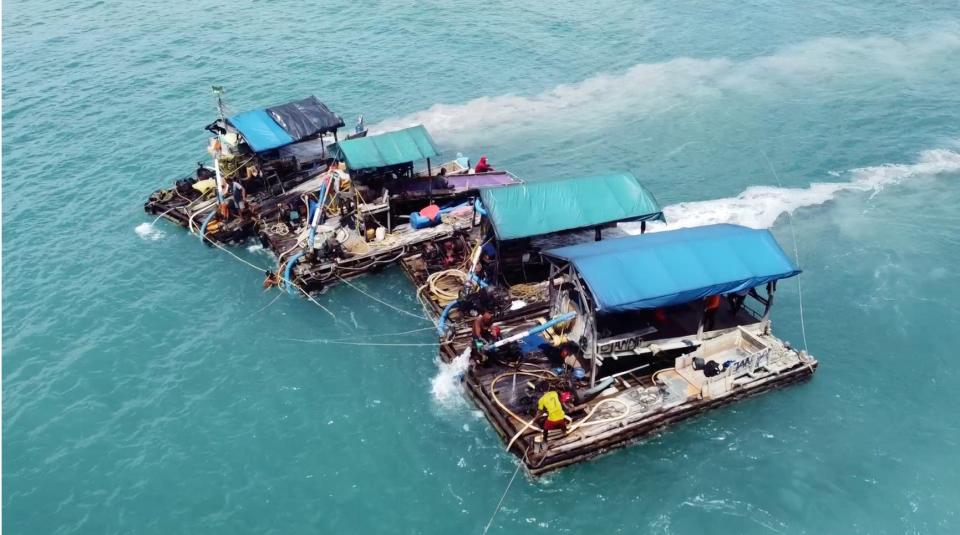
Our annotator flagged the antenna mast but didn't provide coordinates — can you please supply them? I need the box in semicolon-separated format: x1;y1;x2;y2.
212;85;226;122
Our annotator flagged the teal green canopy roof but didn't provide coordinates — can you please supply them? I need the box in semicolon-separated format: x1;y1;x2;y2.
333;125;440;170
479;172;664;241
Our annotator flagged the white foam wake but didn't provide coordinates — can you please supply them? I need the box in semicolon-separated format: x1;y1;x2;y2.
372;30;960;144
135;222;165;241
430;347;471;409
622;147;960;233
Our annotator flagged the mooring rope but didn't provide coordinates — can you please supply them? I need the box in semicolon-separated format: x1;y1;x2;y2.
251;291;284;316
329;326;437;341
762;152;810;352
336;275;429;321
281;338;439;347
279;326;439;346
482;458;523;535
192;224;338;320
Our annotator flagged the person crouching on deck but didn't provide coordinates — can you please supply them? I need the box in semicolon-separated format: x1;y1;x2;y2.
535;386;574;444
471;311;499;367
474;155;493;173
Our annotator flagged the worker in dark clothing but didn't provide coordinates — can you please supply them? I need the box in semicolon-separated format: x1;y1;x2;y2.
434;167;450;189
220;176;247;219
475;242;496;283
729;288;749;314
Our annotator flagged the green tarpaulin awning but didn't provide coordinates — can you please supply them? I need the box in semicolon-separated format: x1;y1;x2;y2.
333;125;440;170
479;172;664;241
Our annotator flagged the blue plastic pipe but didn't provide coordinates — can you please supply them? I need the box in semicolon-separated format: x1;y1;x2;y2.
284;252;305;295
309;183;328;248
483;312;577;351
469;273;489;288
437;300;460;335
199;211;216;242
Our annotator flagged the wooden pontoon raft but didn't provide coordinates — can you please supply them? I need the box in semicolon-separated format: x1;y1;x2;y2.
144;93;354;245
406;212;817;475
403;172;666;336
258;126;520;293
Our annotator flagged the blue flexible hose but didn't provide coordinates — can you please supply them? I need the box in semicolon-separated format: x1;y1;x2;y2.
284;252;305;295
437;300;460;335
199;211;216;243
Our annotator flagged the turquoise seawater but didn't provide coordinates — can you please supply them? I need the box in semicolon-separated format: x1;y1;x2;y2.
5;1;960;533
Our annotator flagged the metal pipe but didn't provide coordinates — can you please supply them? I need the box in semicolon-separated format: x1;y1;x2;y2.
697;298;705;339
605;363;652;380
213;156;224;204
427;157;433;203
308;176;331;248
762;283;776;322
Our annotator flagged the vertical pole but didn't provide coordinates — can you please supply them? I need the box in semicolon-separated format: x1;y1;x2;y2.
213;156;223;204
762;283;776;323
696;298;705;339
595;227;601;241
641;220;647;234
427;158;433;203
330;132;338;167
547;263;557;307
589;315;598;389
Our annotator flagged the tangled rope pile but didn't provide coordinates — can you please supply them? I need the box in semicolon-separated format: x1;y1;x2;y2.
425;269;468;306
266;222;290;236
508;283;547;302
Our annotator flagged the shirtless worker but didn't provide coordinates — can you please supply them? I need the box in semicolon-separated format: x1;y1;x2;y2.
471;311;500;367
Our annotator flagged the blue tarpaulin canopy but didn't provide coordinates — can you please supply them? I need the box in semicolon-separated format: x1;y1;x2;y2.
544;224;801;312
479;172;664;241
332;125;439;170
228;109;295;152
227;96;344;153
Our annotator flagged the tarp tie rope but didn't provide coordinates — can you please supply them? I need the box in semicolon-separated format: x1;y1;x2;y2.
763;152;809;352
191;224;338;320
281;338;439;347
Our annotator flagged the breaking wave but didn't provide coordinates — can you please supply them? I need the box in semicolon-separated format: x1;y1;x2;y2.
372;30;960;144
623;147;960;233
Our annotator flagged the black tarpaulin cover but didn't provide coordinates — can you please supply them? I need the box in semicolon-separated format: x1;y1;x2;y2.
266;96;345;140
